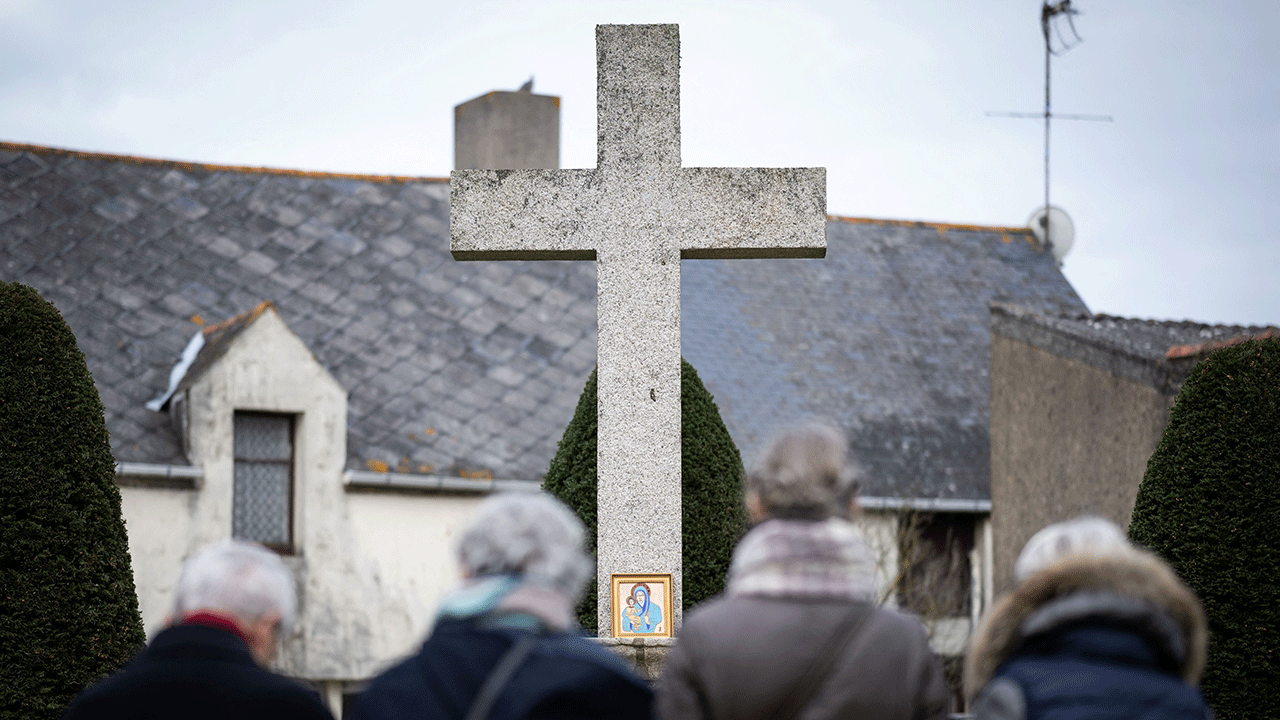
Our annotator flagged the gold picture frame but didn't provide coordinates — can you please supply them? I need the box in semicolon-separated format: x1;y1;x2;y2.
611;573;673;638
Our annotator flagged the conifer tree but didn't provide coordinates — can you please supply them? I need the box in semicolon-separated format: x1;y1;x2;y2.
544;359;746;633
0;283;146;719
1129;338;1280;720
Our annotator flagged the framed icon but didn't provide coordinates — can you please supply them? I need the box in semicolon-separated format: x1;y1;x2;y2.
611;573;673;638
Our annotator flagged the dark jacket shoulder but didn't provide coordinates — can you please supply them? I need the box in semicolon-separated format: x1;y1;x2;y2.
62;624;333;720
966;553;1212;720
352;617;652;720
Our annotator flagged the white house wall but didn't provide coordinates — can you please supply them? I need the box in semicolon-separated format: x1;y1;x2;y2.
342;491;487;675
119;485;196;634
856;509;900;605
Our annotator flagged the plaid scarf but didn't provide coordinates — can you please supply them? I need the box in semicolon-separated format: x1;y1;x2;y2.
727;518;878;601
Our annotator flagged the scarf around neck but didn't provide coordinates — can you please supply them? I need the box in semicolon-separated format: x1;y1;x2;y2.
438;575;577;632
727;518;879;601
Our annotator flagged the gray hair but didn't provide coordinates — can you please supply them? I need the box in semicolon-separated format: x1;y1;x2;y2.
457;492;593;597
1014;515;1136;582
745;423;860;520
173;539;297;628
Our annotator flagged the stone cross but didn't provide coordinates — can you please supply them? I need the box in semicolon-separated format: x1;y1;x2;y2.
450;23;826;635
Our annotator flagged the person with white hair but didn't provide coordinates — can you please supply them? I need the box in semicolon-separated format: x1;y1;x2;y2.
351;492;653;720
62;539;333;720
656;423;950;720
964;516;1211;720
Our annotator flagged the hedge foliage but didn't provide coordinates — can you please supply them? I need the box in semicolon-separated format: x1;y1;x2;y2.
0;282;146;720
544;359;747;633
1128;338;1280;720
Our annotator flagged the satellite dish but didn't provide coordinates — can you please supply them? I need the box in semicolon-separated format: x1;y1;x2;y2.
1027;205;1074;263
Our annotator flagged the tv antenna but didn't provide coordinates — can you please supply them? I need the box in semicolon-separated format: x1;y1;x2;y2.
987;1;1111;263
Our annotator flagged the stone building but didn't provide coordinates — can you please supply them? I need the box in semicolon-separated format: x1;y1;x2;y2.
989;303;1278;591
4;86;1086;712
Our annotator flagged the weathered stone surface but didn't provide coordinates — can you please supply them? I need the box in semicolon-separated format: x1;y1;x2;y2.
449;23;826;636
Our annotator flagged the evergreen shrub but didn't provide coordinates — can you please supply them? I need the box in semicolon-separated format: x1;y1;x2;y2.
1128;338;1280;720
0;282;146;719
544;359;747;633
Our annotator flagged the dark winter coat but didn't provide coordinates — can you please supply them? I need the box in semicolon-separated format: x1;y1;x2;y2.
964;551;1211;720
350;614;654;720
60;623;334;720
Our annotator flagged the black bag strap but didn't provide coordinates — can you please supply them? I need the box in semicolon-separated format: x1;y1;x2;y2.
766;602;875;720
464;633;539;720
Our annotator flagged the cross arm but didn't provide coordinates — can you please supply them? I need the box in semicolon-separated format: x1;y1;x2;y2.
675;167;827;259
450;169;604;261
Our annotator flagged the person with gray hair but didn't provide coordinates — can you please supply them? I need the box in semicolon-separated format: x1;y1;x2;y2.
351;492;652;720
965;516;1211;720
62;539;333;720
1011;514;1134;583
657;422;950;720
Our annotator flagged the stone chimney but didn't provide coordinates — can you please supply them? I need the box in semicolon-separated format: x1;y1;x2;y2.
454;80;560;170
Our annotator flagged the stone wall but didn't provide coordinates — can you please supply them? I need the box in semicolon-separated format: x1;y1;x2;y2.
989;333;1174;592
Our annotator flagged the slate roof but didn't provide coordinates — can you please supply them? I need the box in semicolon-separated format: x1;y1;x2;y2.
683;218;1087;501
1;143;598;479
991;302;1279;394
2;142;1089;501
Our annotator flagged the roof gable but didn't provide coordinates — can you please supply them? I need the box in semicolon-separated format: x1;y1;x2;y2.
173;301;307;397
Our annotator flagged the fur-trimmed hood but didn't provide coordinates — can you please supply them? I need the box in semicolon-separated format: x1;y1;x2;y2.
964;548;1208;700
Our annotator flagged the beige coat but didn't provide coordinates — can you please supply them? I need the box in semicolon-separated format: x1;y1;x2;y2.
656;595;950;720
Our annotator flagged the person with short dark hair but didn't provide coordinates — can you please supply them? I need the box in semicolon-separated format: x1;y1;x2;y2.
62;539;333;720
656;423;949;720
350;492;653;720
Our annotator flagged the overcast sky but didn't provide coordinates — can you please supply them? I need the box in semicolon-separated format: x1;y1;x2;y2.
3;0;1277;326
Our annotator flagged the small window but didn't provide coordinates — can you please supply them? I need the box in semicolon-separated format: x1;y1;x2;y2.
897;511;975;618
233;411;295;552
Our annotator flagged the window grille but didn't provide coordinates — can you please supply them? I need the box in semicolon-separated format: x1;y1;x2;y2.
233;412;294;552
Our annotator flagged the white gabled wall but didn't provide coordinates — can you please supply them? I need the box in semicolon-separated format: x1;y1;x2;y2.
118;306;490;687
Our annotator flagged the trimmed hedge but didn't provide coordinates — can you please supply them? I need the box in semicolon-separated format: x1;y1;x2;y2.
0;283;146;720
1128;338;1280;720
544;359;747;633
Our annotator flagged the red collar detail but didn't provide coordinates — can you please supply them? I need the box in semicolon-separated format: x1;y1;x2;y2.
181;612;253;647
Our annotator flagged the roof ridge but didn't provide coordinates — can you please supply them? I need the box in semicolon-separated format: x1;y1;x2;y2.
202;300;275;337
0;140;448;184
995;302;1279;333
992;302;1280;366
828;214;1033;235
1166;329;1279;359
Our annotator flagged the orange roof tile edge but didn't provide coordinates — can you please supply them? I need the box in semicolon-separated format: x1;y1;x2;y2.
1166;329;1279;359
828;214;1033;235
202;300;275;337
1;142;1044;232
1;141;448;184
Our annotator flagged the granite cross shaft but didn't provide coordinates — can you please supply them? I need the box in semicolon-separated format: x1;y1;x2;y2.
450;23;826;636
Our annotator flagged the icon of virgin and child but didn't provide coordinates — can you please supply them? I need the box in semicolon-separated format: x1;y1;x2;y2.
621;582;663;634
